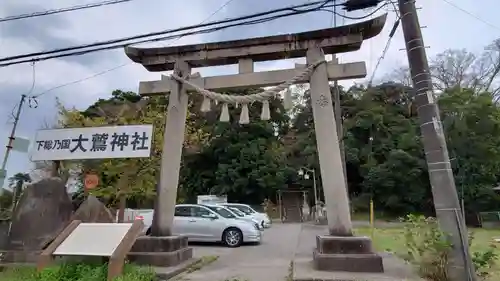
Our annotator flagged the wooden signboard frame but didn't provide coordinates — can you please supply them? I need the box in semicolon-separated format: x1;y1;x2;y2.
37;220;144;281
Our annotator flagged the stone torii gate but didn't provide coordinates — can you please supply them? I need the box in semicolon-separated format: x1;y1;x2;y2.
125;14;387;272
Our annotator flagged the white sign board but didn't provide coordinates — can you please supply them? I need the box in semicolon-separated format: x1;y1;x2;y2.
11;137;30;153
197;195;227;205
31;125;153;161
53;223;132;256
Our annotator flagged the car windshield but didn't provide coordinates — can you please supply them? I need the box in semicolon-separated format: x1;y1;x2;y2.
205;205;237;219
229;207;245;217
232;205;255;214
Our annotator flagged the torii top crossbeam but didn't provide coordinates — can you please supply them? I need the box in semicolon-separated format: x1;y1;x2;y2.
125;14;387;72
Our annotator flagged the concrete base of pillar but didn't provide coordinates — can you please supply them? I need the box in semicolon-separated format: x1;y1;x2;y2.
313;235;384;273
127;236;193;267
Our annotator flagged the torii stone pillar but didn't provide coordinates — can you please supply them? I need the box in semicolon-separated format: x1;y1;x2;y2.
307;47;352;236
306;47;383;273
153;60;190;236
127;61;194;267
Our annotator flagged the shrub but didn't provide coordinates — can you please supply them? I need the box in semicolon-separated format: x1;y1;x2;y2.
401;214;497;281
1;261;156;281
469;232;497;278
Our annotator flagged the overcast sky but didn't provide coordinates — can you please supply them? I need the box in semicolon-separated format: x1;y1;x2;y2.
0;0;499;188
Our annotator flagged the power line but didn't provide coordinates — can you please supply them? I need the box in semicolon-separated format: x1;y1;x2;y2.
1;0;336;64
367;0;400;86
33;63;128;98
33;0;239;99
0;0;134;23
0;0;342;67
156;0;237;48
368;18;399;86
439;0;499;31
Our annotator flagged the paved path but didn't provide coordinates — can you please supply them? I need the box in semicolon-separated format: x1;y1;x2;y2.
177;223;303;281
175;223;419;281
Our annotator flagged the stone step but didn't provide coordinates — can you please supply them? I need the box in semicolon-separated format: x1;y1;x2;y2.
131;235;188;252
313;251;384;273
316;235;375;255
293;257;423;281
128;247;193;267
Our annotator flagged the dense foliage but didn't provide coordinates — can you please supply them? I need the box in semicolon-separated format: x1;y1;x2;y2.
401;214;497;280
48;42;500;218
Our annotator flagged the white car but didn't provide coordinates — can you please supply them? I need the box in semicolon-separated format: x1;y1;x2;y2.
221;203;271;228
142;204;261;247
204;204;263;231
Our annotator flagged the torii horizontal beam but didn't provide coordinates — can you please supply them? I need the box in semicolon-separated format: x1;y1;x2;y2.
138;60;367;96
125;14;387;72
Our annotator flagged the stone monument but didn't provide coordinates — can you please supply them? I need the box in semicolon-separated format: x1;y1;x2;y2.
71;195;114;223
3;178;73;263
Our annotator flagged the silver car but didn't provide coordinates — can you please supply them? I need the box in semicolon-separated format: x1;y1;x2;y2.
203;204;263;230
221;203;272;228
145;204;261;247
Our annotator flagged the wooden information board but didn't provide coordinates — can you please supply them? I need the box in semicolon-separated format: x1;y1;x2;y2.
37;220;144;280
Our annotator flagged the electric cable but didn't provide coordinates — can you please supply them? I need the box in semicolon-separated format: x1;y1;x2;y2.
367;1;400;86
25;62;37;97
32;64;129;99
6;6;335;67
25;63;40;108
387;0;399;18
23;0;385;98
0;0;134;23
439;0;499;31
0;0;339;65
156;0;237;48
31;0;240;99
329;0;336;27
368;18;399;86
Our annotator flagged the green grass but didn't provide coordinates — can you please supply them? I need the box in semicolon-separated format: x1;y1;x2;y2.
0;262;156;281
354;227;500;281
351;212;398;222
2;255;220;281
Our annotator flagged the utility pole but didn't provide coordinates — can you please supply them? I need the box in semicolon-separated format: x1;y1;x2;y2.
1;94;27;200
398;1;476;280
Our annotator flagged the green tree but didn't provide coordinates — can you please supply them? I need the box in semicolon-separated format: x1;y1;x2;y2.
58;91;164;217
0;190;13;218
8;172;31;207
180;89;291;204
341;83;431;215
439;87;500;213
60;90;208;218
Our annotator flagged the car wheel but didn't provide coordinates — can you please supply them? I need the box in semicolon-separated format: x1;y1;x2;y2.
222;227;243;247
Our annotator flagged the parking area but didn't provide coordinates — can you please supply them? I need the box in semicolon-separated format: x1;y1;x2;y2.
179;223;306;281
172;223;421;281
